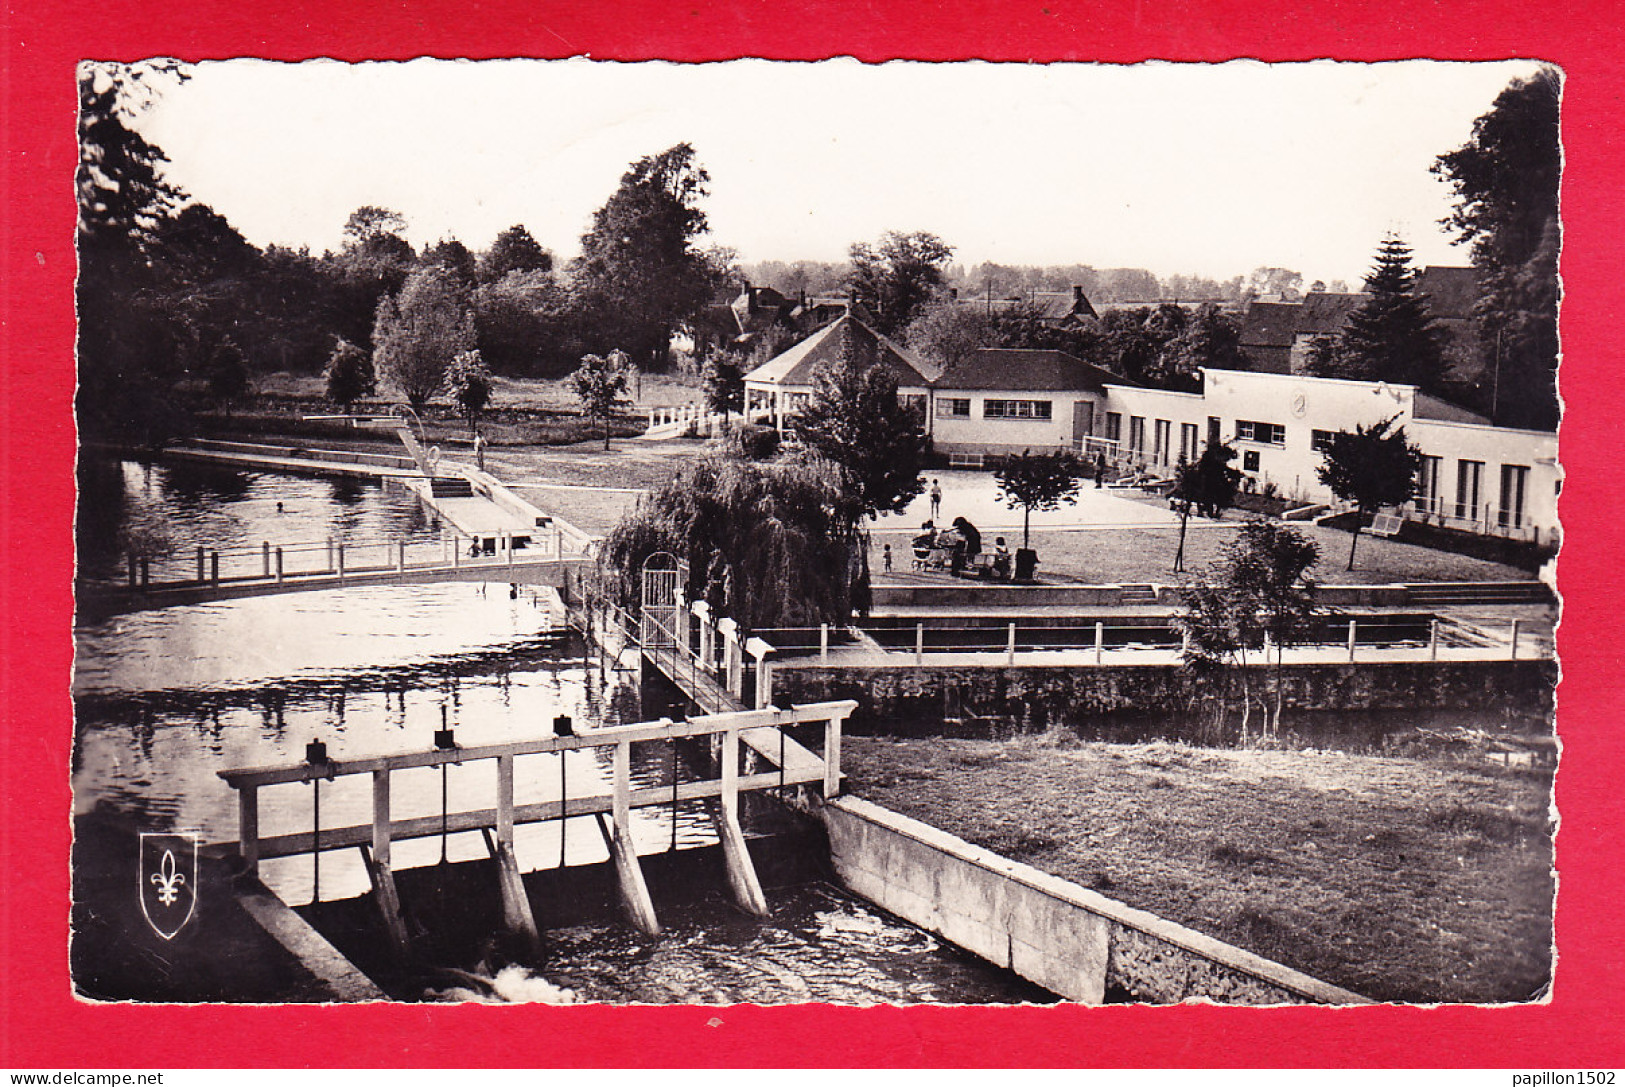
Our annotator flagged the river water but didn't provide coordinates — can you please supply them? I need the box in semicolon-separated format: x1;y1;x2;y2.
73;459;1051;1004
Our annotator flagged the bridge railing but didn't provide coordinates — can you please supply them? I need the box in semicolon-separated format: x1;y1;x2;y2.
216;699;857;884
105;527;592;591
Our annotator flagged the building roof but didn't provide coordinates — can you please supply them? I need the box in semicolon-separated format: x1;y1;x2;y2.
934;348;1132;392
1295;292;1367;337
743;314;936;388
729;285;796;336
1239;301;1301;348
1414;391;1490;425
1417;266;1479;321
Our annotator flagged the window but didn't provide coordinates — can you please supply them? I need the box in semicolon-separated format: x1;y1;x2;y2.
1456;459;1484;521
1417;455;1443;515
1153;419;1172;466
1207;416;1222;446
1311;429;1336;453
1128;416;1146;454
1243;450;1260;473
897;394;926;423
1180;423;1200;463
984;399;1053;420
1104;412;1122;442
1236;419;1285;446
1499;464;1530;528
936;397;971;418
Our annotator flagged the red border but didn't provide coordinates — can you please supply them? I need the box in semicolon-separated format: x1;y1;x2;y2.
5;0;1623;1068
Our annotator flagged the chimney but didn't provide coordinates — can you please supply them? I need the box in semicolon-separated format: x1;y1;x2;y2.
1073;285;1085;305
744;284;756;314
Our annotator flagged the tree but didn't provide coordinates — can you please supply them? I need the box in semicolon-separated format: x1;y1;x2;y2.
847;231;955;337
1331;236;1446;389
478;224;553;283
372;265;475;409
324;338;375;409
421;237;476;284
1170;442;1242;572
789;322;928;521
994;451;1081;549
1245;267;1304;302
204;340;251;417
600;456;861;629
572;143;723;369
76;61;193;446
1433;68;1561;430
343;205;408;246
1177;520;1320;739
1315;415;1423;571
570;350;631;450
1161;303;1247;386
443;349;494;438
701;351;745;423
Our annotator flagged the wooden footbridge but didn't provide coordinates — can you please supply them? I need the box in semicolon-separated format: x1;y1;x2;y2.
215;698;856;957
78;532;595;619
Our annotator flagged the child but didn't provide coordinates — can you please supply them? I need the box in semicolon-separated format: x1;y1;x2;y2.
882;543;893;572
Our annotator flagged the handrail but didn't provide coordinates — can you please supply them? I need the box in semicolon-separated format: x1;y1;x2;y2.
217;700;858;789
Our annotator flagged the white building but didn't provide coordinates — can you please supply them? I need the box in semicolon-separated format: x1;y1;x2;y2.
744;317;1558;543
1099;369;1558;542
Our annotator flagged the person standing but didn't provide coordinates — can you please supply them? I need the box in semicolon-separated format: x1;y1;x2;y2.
929;479;943;519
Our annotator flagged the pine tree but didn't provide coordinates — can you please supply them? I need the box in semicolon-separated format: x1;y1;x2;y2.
1336;236;1445;389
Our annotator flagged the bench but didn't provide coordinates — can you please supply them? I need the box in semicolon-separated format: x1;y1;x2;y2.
947;452;985;469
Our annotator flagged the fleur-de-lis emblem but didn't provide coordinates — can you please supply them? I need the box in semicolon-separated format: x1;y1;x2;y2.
139;833;198;940
150;849;187;906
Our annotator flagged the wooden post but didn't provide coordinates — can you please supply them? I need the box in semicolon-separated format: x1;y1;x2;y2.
127;552;137;588
238;786;259;876
555;528;564;557
1348;619;1358;663
368;769;410;958
824;714;842;798
505;532;514;573
326;538;334;573
746;638;775;710
275;547;284;584
337;545;345;583
1007;622;1017;666
1429;619;1439;661
262;541;271;578
713;725;769;917
140;557;150;587
397;540;406;572
210;551;219;586
609;740;660;936
915;623;924;666
1095;621;1104;664
1510;619;1521;660
196;546;205;583
451;535;459;567
820;623;829;664
694;602;714;668
493;753;540;949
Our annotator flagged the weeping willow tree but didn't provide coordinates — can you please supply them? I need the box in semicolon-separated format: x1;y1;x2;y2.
599;454;863;630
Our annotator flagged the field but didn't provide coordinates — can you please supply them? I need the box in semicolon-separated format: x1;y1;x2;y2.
843;731;1555;1004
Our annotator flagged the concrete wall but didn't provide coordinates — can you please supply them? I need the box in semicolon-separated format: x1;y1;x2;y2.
774;659;1557;732
822;796;1368;1004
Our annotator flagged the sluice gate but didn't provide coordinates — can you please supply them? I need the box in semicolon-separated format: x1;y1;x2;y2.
213;700;855;960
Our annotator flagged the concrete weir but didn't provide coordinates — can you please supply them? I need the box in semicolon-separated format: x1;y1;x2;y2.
820;796;1370;1005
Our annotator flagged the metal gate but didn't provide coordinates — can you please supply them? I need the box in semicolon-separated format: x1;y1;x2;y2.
640;552;684;648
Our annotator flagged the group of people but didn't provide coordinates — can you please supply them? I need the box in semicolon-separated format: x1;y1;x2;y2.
905;516;1011;579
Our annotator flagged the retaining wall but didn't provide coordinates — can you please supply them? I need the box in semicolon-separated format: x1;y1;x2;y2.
775;659;1556;732
822;796;1368;1004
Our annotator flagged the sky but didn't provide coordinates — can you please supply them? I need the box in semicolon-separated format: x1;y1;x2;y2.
129;58;1545;287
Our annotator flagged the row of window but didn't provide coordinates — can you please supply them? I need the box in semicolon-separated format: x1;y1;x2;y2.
935;398;1054;420
1416;457;1533;528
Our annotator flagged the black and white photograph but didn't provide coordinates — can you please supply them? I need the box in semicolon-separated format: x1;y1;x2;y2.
71;58;1560;1006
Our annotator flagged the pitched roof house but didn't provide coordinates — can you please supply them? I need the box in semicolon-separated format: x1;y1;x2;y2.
743;315;935;428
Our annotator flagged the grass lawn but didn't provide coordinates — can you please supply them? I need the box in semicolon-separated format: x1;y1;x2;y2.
870;519;1535;586
843;732;1554;1004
